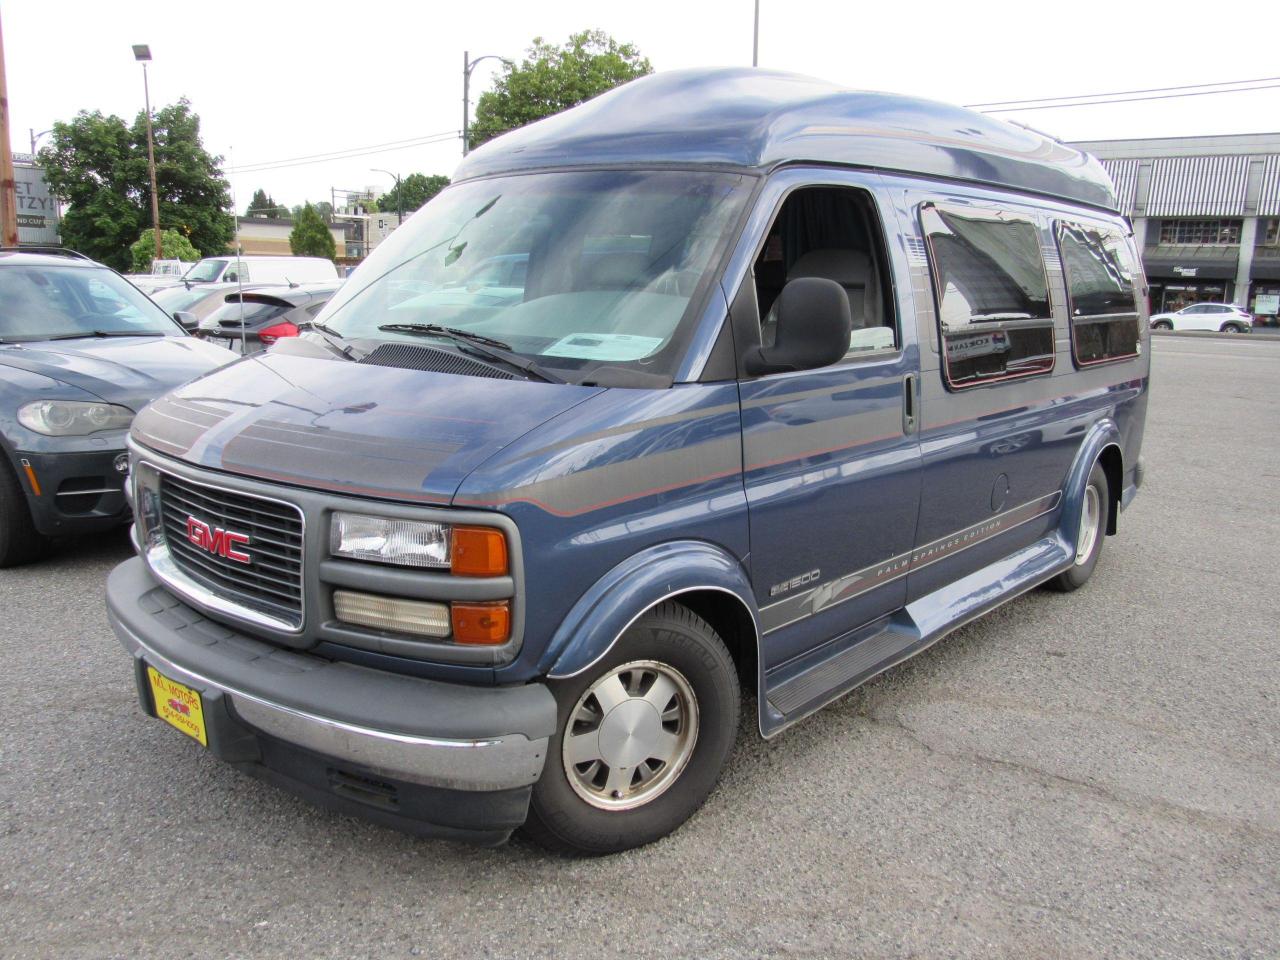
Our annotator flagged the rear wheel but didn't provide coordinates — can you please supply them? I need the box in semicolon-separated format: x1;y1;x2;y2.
1220;322;1246;334
0;457;47;568
1050;462;1108;592
1151;320;1173;331
522;602;739;855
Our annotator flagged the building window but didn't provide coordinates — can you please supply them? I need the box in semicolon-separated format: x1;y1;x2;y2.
1157;219;1242;245
921;204;1054;389
1263;219;1280;246
1057;222;1140;366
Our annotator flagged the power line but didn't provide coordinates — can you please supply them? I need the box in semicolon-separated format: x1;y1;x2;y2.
228;131;459;174
977;82;1280;114
965;76;1280;109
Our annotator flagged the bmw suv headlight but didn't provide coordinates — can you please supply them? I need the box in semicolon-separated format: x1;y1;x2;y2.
17;400;135;436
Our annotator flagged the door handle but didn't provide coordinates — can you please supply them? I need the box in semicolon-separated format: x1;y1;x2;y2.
903;373;917;434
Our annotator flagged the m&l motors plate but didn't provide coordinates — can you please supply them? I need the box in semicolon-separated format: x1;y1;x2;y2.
146;666;208;747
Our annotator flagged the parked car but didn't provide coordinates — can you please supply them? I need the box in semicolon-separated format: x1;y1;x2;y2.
149;282;267;329
125;275;185;295
107;68;1149;855
183;255;338;286
194;281;343;353
0;248;237;566
1149;302;1252;333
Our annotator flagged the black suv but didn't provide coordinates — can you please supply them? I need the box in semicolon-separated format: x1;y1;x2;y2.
0;248;235;566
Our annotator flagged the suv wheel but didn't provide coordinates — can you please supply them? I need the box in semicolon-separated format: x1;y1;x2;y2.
0;457;47;568
1220;322;1246;334
522;602;740;855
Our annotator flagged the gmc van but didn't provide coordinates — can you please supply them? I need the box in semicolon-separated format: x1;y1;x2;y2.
107;68;1149;854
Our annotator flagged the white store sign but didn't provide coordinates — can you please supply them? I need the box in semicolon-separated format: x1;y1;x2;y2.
8;159;60;245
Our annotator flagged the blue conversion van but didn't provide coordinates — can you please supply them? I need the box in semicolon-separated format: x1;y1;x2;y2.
107;68;1148;854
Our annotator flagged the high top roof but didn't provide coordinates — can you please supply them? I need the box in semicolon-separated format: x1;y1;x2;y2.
455;68;1118;213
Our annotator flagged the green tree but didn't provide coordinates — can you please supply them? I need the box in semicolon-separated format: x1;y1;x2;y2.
378;174;450;218
246;188;287;219
289;203;335;259
129;228;201;273
469;30;651;150
38;100;233;271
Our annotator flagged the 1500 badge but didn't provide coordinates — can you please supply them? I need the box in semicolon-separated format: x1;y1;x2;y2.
769;569;820;597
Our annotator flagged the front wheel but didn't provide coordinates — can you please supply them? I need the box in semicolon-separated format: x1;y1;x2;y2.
0;457;47;568
1151;320;1173;331
1050;462;1108;592
522;602;740;855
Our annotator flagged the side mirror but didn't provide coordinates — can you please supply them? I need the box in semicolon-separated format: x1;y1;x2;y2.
745;277;851;375
173;310;199;332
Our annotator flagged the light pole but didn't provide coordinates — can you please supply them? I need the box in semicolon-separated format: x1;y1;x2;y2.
752;0;760;66
29;128;52;157
132;44;162;261
462;51;512;156
370;168;402;226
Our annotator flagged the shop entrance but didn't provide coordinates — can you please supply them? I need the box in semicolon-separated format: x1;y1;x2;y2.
1149;280;1233;313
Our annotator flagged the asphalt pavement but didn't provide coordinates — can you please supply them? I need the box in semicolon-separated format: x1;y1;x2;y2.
1;335;1278;959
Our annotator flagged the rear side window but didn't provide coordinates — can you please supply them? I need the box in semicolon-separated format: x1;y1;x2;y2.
1056;223;1140;365
921;204;1054;388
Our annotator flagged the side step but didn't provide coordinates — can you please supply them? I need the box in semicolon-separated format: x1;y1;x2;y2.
761;534;1072;737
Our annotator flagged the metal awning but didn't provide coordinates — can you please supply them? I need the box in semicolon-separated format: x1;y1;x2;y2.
1146;156;1251;216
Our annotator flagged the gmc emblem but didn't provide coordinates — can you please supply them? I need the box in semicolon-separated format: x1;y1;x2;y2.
185;515;251;564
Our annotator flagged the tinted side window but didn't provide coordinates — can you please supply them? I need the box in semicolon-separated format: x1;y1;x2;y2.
1057;223;1140;365
921;204;1053;388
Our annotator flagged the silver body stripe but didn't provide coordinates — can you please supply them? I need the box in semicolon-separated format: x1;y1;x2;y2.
758;490;1061;633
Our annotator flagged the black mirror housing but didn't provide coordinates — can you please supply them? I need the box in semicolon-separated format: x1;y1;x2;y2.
173;310;199;331
745;277;850;375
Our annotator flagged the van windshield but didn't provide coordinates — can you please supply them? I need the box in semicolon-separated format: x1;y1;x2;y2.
319;170;751;382
184;260;226;282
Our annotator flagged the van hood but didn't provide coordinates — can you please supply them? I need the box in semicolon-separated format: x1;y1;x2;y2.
130;352;603;503
0;335;236;413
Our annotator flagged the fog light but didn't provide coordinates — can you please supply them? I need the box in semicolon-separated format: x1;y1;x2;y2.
114;453;130;476
333;590;451;638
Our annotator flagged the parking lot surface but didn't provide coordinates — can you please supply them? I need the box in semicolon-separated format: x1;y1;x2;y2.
1;335;1277;959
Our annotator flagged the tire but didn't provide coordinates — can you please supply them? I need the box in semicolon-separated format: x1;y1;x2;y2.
1050;462;1108;592
0;456;47;568
1151;320;1172;331
522;601;740;855
1220;322;1246;334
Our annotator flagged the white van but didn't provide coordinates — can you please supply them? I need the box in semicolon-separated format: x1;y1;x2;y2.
183;256;337;286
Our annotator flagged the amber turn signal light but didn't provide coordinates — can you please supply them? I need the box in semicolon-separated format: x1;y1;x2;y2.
451;601;511;645
450;526;508;577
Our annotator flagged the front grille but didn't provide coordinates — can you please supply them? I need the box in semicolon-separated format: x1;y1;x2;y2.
158;472;304;627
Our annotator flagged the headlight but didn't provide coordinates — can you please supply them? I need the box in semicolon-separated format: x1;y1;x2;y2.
331;512;451;569
330;512;508;576
17;400;135;436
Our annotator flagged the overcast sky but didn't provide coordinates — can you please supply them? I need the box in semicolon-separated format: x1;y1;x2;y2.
7;0;1278;211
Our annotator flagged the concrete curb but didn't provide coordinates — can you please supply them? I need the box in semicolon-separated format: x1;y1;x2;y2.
1151;329;1280;343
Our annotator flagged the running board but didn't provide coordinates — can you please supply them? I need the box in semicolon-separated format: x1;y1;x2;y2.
761;534;1073;738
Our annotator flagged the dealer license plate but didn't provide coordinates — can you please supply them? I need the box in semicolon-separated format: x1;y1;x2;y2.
146;666;208;747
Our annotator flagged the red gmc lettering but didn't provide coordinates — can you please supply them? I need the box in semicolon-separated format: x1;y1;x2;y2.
185;516;251;564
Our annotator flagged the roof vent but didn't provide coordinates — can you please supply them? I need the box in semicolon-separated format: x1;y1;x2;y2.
358;342;518;380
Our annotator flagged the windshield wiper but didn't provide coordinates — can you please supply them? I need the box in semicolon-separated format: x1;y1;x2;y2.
42;330;167;340
297;320;355;359
377;323;565;384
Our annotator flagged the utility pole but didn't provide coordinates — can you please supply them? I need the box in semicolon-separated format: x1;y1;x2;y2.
0;7;19;247
133;45;162;261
